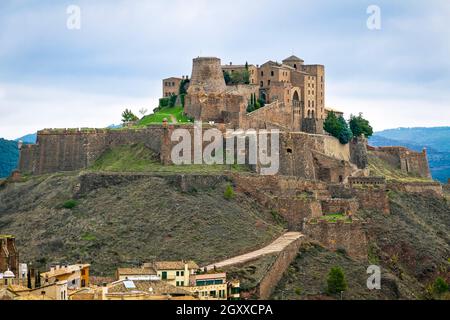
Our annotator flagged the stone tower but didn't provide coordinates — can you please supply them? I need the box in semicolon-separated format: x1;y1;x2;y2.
188;57;227;94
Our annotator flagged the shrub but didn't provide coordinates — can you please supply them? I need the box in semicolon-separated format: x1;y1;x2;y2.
295;287;302;296
62;199;78;209
121;109;139;123
169;95;178;107
224;184;235;200
159;97;170;108
327;266;347;294
432;277;449;295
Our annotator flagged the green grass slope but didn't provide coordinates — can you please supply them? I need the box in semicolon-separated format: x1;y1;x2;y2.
89;143;249;174
138;106;191;126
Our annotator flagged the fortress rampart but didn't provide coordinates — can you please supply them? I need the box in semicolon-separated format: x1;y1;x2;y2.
368;146;431;178
304;219;368;260
19;127;166;175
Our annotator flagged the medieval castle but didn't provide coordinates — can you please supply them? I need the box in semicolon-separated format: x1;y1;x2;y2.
16;55;442;257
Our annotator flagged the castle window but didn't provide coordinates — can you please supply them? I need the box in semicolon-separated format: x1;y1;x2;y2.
261;71;264;76
271;71;274;77
294;64;297;69
287;148;293;154
268;80;271;86
260;81;263;87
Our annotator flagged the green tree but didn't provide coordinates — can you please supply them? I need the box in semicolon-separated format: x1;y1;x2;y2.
337;116;353;144
230;70;250;85
349;113;373;138
223;71;232;85
432;277;449;295
121;109;139;123
179;79;190;95
324;112;353;144
224;184;235;200
245;61;249;70
168;94;178;108
327;266;347;295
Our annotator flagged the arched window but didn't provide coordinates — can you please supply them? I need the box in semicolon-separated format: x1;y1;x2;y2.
308;110;311;118
312;110;315;119
294;64;297;69
260;81;263;87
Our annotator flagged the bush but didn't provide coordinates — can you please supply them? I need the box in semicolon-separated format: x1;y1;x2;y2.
224;184;235;200
327;266;347;294
295;287;302;296
169;95;178;108
62;199;78;209
432;277;449;295
159;98;170;108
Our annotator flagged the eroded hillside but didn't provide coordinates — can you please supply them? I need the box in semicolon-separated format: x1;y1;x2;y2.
272;192;450;300
0;172;284;275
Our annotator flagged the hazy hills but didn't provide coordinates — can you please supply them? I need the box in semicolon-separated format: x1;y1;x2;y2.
370;127;450;183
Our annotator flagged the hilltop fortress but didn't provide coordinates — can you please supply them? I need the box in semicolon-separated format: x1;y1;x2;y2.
19;55;431;183
12;55;445;298
18;55;438;230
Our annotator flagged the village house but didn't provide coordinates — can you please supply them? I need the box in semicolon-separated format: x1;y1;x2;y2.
40;264;90;290
151;260;199;287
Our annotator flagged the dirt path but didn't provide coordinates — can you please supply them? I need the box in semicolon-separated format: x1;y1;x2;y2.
205;232;304;270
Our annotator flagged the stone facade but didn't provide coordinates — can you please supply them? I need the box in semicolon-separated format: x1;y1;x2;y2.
0;236;19;276
19;127;165;175
182;55;328;135
368;146;431;178
304;220;368;260
387;181;443;198
162;77;183;97
256;235;304;299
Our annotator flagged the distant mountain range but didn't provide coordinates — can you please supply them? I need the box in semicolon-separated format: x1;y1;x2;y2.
369;127;450;183
0;138;19;178
2;127;449;182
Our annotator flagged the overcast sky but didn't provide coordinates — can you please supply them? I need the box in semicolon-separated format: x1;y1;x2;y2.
0;0;449;139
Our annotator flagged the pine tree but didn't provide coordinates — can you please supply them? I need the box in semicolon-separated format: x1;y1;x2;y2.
327;266;347;295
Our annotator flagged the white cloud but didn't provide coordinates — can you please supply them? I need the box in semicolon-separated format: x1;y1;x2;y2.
0;83;157;140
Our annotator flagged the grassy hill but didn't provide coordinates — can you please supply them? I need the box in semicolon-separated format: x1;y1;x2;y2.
138;106;192;126
89;143;249;174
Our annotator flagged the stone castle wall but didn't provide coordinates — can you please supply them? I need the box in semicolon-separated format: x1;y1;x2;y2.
241;101;292;131
387;181;443;198
19;127;165;175
369;146;431;178
304;220;368;260
257;235;304;299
